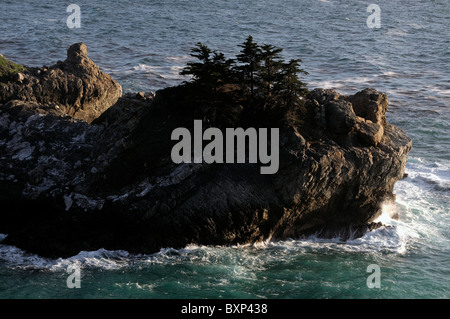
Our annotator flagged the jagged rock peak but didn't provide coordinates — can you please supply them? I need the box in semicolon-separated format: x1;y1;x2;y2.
67;42;88;61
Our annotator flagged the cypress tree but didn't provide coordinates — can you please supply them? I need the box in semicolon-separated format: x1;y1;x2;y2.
236;36;262;98
276;59;308;107
180;42;213;86
259;44;284;99
179;37;309;127
180;42;235;93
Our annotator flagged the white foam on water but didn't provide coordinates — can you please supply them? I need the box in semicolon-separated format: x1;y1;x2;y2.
130;63;186;83
379;71;401;78
392;157;449;251
401;157;450;193
308;76;377;95
133;64;162;73
49;249;130;271
262;220;412;256
0;244;50;269
0;245;131;271
0;157;446;272
126;64;167;81
308;80;344;90
114;282;155;291
0;196;426;271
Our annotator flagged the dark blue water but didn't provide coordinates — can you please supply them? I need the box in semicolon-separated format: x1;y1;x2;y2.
0;0;449;298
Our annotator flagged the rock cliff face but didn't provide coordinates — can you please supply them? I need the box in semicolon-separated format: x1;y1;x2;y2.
0;43;122;123
0;44;412;258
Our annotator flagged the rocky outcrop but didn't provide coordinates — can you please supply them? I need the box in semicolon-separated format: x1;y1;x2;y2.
0;43;122;123
0;44;412;258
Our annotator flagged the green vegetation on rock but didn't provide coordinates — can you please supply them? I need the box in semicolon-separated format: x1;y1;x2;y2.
0;55;26;83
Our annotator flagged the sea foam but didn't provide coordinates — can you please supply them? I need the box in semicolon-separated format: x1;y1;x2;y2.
0;158;445;272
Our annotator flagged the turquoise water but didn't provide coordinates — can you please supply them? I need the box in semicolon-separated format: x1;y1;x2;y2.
0;0;449;299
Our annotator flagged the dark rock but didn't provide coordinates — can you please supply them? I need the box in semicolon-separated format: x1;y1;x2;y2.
145;91;155;99
356;118;384;146
29;165;45;185
310;88;340;104
66;42;88;63
0;44;412;258
0;42;122;123
325;100;357;134
134;91;155;102
14;72;24;83
351;88;388;125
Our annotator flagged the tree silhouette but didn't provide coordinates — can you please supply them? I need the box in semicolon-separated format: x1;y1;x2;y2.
209;51;236;92
180;42;212;85
180;42;234;92
179;37;309;126
236;36;262;98
277;59;309;107
259;44;284;100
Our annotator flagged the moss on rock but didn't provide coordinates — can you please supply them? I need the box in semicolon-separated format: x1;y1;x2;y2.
0;55;26;83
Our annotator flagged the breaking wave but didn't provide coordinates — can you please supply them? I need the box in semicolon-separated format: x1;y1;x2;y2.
0;204;420;272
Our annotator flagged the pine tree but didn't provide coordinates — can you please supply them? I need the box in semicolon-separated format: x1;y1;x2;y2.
180;42;212;86
276;59;308;107
180;42;235;92
236;36;262;98
259;44;283;99
178;38;309;127
210;51;236;91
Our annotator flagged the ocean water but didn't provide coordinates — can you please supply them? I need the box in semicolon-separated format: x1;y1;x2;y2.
0;0;449;299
